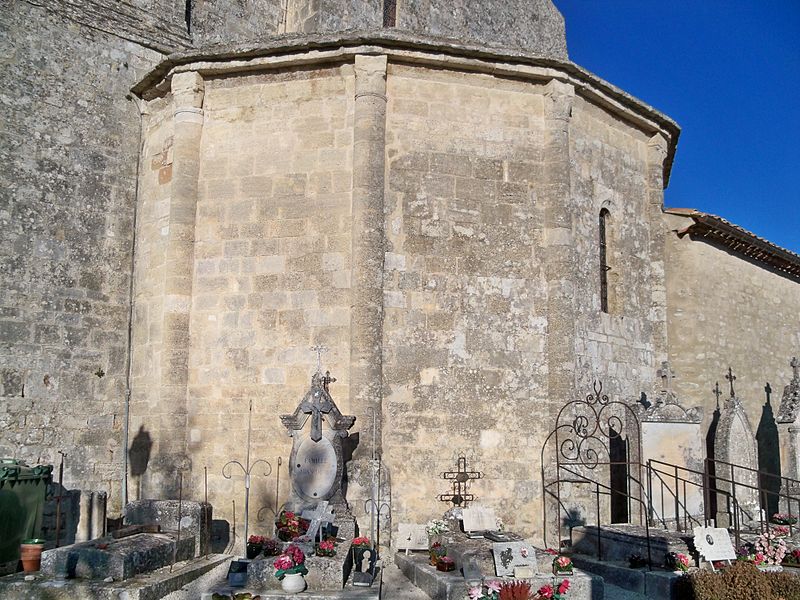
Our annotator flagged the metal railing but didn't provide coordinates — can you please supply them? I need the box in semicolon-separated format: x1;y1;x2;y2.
543;456;800;562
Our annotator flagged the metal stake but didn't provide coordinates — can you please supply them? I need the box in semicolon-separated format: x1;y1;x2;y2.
55;450;66;548
171;472;183;572
222;399;272;556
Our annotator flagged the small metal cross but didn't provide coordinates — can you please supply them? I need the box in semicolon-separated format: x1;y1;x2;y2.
438;455;483;507
310;345;328;374
791;357;799;381
725;367;737;398
712;382;722;409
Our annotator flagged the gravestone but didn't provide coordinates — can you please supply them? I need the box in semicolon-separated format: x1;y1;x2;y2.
693;526;736;566
352;548;375;586
713;369;760;526
281;371;355;511
777;357;800;510
462;505;498;533
491;541;537;577
638;362;704;523
396;523;428;551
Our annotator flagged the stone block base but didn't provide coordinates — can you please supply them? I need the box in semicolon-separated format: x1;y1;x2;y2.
394;552;601;600
571;524;692;566
41;533;195;581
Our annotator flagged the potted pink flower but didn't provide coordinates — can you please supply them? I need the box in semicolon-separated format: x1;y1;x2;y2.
316;538;337;557
273;544;308;594
552;555;573;576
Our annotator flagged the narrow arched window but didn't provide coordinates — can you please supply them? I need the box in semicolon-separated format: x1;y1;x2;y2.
599;209;611;313
383;0;397;27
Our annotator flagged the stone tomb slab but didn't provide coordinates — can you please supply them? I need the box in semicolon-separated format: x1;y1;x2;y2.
125;499;212;557
41;532;195;581
395;552;600;600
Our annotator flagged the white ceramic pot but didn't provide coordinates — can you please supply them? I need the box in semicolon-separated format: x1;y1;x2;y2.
281;572;306;594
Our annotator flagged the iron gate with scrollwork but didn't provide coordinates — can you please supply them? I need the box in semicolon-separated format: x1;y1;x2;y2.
540;380;651;559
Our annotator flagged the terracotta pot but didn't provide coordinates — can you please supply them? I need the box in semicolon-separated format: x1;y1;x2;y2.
20;543;44;573
281;572;306;594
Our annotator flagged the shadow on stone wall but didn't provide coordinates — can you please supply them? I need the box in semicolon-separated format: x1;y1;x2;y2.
756;383;781;517
129;426;152;501
705;404;721;518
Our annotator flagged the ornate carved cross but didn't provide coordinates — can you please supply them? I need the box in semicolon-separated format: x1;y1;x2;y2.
299;387;332;442
725;367;737;398
438;455;483;507
791;357;799;381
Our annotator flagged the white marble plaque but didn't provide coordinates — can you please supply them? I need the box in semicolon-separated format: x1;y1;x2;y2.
693;526;736;562
294;435;337;500
462;505;498;533
396;523;428;550
492;542;537;577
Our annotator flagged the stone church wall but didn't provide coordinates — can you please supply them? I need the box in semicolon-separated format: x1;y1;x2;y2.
129;65;358;518
382;64;551;533
1;0;365;512
664;213;800;456
0;1;171;508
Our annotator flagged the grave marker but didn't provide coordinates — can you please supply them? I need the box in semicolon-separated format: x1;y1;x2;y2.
396;523;428;552
491;541;537;577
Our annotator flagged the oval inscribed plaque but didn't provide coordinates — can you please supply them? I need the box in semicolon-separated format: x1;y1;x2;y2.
294;436;337;500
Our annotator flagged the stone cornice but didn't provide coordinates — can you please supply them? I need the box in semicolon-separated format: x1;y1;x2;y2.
132;29;680;186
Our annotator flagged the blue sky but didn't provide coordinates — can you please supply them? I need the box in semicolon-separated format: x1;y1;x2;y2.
555;1;800;254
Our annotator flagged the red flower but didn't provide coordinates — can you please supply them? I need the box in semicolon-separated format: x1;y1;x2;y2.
558;579;570;595
537;584;554;599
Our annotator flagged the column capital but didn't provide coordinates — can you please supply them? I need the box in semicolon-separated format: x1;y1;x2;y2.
647;133;669;166
544;79;574;122
171;71;205;111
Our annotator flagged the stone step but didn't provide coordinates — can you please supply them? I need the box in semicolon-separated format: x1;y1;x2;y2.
571;524;693;566
0;553;232;600
569;554;681;600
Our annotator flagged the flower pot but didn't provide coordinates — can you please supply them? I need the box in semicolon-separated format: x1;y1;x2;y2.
246;543;263;559
281;572;306;594
20;542;44;573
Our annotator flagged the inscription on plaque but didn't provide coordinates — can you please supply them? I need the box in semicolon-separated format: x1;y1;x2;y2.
294;435;337;500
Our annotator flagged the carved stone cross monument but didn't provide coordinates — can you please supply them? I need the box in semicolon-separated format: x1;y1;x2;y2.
281;370;356;511
777;356;800;506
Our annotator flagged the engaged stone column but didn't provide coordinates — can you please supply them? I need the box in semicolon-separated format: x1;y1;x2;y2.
160;71;204;493
349;55;387;460
542;79;576;407
647;133;669;361
540;79;575;545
